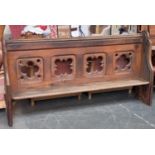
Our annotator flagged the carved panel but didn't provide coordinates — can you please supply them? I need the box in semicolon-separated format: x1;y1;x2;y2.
17;57;43;83
84;53;106;77
114;51;134;72
52;55;76;81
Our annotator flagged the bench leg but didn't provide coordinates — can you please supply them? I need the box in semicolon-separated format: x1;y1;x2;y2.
12;101;16;106
31;99;35;107
88;92;92;100
78;93;81;101
128;87;133;95
5;94;13;127
135;84;153;105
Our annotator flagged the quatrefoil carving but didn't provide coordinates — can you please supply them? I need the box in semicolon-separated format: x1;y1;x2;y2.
17;57;43;83
84;53;106;77
115;51;134;72
55;58;73;76
20;61;39;78
52;55;75;81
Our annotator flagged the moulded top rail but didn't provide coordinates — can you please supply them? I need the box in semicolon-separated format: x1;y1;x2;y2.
4;34;144;51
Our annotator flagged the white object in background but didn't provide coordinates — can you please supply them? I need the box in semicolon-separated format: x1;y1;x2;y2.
111;25;120;35
22;25;43;34
121;32;129;35
101;25;111;35
71;25;79;37
71;25;90;37
129;25;137;34
4;25;11;40
80;25;90;37
21;25;51;36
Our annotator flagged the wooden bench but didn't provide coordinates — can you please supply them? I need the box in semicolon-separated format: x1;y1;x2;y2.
2;31;153;126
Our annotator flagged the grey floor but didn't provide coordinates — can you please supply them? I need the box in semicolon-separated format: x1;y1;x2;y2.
0;90;155;129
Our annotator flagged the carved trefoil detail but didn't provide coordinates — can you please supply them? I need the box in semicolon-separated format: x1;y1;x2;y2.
52;55;76;81
84;53;106;78
17;57;43;84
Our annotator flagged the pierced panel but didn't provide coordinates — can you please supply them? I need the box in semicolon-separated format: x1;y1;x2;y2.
114;51;134;72
17;57;43;83
84;53;106;78
52;55;76;81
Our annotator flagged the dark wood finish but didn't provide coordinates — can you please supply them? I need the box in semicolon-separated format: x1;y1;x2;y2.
144;26;155;85
2;31;153;126
135;31;153;105
6;35;143;51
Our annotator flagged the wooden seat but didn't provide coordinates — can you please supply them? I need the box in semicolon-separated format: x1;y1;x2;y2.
12;78;149;100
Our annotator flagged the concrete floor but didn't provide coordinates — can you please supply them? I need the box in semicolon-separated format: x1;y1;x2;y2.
0;90;155;129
